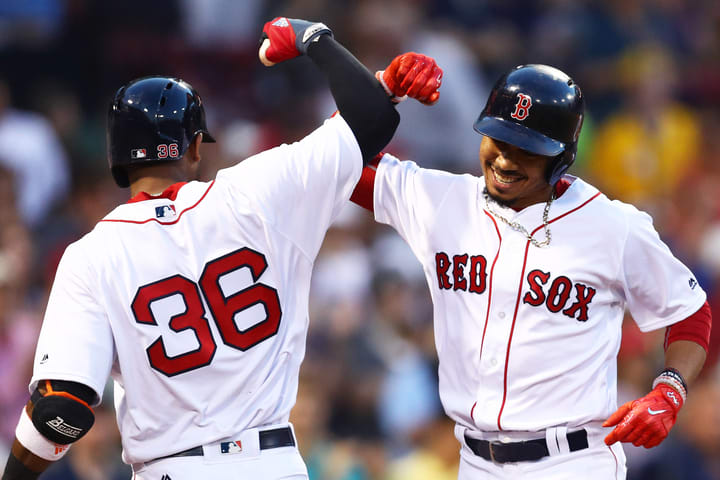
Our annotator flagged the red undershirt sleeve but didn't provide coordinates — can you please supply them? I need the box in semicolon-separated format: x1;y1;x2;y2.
664;300;712;353
350;152;383;212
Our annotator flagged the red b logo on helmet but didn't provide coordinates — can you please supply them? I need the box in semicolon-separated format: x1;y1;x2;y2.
510;93;532;120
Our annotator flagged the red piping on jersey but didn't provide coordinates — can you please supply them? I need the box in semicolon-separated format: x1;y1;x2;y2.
479;211;502;360
476;211;502;423
496;191;601;430
99;181;215;225
609;445;619;477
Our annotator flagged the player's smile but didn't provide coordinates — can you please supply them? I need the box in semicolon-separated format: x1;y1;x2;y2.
480;136;553;210
489;165;525;186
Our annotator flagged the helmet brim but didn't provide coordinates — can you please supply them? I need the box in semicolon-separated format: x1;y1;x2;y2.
473;116;565;157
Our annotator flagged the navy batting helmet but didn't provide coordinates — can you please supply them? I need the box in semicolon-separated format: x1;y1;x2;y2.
473;64;584;185
107;76;216;187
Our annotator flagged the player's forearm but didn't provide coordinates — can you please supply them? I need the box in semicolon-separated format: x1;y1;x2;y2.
664;339;706;386
2;440;51;480
307;35;399;162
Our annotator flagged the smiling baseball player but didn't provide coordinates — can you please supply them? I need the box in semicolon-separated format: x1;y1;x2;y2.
1;17;414;480
351;63;712;479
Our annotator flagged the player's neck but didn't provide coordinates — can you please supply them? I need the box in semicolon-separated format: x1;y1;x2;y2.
130;174;188;197
128;164;190;197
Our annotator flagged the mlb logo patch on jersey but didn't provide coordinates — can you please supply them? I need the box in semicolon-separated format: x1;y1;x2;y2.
155;205;176;219
220;440;242;454
131;148;147;159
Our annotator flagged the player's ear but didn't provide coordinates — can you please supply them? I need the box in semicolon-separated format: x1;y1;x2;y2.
187;133;203;165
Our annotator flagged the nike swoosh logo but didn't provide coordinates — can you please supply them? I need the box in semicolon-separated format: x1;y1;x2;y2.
648;408;667;415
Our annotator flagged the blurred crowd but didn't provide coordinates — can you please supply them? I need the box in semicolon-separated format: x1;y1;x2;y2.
1;0;719;479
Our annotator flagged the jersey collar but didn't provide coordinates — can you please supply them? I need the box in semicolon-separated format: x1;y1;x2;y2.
127;182;188;204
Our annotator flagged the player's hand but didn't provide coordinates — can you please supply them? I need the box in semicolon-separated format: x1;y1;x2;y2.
259;17;333;66
603;383;684;448
375;52;443;105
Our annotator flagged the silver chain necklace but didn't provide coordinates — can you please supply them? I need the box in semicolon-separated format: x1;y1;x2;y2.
484;190;556;248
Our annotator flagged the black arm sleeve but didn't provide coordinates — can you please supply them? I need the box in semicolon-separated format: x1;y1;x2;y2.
307;35;399;163
2;454;41;480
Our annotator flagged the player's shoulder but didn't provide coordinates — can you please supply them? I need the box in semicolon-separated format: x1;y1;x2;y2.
52;231;99;281
378;153;477;204
98;180;216;225
569;177;654;228
379;153;471;183
216;114;357;182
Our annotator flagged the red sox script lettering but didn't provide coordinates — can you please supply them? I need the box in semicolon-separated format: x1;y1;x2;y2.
522;269;596;321
435;252;487;294
435;255;595;321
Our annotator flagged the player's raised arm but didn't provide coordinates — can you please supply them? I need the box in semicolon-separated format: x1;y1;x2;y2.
350;52;444;211
259;17;408;162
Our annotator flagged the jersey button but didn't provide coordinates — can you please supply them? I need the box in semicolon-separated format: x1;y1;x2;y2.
498;312;506;319
490;358;498;366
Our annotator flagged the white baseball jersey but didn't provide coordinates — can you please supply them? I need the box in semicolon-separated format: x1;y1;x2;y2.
30;114;362;465
371;153;706;434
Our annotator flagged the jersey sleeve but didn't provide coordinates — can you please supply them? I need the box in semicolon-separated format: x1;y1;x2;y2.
30;241;114;405
373;153;457;256
619;204;707;332
216;114;362;259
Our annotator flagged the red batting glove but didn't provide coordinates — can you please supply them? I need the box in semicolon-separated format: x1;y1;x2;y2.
376;52;443;105
603;383;684;449
260;17;332;65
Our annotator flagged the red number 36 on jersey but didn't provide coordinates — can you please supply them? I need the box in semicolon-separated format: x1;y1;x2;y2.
131;247;282;376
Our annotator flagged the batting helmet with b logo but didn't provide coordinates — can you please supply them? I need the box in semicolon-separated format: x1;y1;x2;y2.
473;64;584;185
107;76;216;187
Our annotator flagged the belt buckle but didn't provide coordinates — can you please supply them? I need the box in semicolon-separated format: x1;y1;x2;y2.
488;441;498;463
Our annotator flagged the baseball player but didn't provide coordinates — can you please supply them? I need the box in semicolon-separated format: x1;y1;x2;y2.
351;63;712;479
0;18;442;480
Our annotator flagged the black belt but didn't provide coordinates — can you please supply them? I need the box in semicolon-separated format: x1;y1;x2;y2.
156;427;295;461
464;429;588;463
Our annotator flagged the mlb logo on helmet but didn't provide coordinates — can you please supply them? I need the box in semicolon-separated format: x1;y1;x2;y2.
131;149;147;159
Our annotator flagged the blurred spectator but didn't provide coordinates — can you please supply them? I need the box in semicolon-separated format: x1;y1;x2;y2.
385;414;459;480
370;271;440;455
589;45;700;213
343;0;490;172
630;380;720;480
41;398;131;480
292;374;376;480
0;79;69;228
179;0;263;50
1;1;720;477
0;218;41;444
586;44;701;212
0;0;65;47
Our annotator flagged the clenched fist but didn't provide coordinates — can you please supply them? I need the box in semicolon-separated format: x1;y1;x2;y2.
259;17;332;66
376;52;443;105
